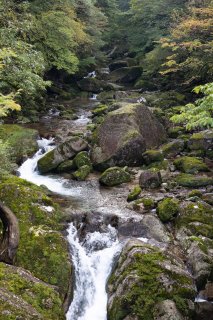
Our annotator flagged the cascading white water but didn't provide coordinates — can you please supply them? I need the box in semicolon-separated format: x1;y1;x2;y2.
18;138;122;320
66;224;121;320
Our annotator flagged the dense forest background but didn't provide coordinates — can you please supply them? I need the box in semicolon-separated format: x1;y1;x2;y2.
0;0;212;126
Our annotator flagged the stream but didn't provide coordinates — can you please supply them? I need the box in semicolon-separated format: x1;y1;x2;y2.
18;111;123;319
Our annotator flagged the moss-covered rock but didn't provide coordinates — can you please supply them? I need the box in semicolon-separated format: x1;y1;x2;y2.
168;126;185;138
0;262;64;320
73;165;91;181
92;105;108;117
134;197;155;210
161;139;185;158
127;186;141;202
142;149;164;165
188;190;203;198
175;201;213;288
174;156;209;174
91;103;166;170
157;198;180;222
188;130;213;152
56;160;76;173
0;124;38;164
73;151;92;169
37;137;88;174
107;240;196;320
175;174;213;188
109;66;142;84
0;176;71;298
99;167;131;186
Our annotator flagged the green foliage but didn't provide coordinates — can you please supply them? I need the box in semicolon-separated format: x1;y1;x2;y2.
171;82;213;130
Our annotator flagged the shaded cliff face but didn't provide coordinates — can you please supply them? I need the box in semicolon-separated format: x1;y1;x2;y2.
91;103;167;170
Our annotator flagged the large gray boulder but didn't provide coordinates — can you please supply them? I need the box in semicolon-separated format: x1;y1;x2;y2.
109;66;142;84
107;239;196;320
37;137;88;173
91;104;166;170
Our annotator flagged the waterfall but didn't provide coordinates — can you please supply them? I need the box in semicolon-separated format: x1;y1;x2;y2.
18;138;122;320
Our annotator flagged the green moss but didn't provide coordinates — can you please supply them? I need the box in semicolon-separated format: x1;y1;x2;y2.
0;124;38;164
92;105;108;116
176;202;213;238
56;160;76;173
146;160;169;171
161;139;184;158
174;156;209;174
74;151;92;169
127;186;141;202
0;176;71;298
142;150;164;165
121;129;139;146
100;167;131;187
0;262;64;319
168;126;185;138
108;245;194;320
135;197;155;209
188;190;203;198
73;165;91;181
157;198;180;222
175;174;213;188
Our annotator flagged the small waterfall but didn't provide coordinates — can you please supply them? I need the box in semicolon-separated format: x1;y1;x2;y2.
90;94;98;101
66;224;121;320
84;71;96;79
18;138;122;319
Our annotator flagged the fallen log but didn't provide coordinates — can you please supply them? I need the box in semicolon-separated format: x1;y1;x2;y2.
0;201;19;264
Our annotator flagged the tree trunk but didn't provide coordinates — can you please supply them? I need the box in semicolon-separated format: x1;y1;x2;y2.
0;201;19;264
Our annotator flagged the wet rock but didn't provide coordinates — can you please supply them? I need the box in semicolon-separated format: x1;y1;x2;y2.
174;156;209;174
161;139;185;158
157;198;179;222
109;60;128;71
194;301;213;320
77;78;113;93
199;282;213;301
37;136;88;173
109;66;143;84
107;239;196;320
154;300;184;320
91;104;166;170
139;169;162;189
99;167;131;187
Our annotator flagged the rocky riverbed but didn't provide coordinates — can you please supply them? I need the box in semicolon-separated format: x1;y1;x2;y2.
0;63;212;320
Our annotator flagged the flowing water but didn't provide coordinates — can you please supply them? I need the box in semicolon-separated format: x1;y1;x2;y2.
18;137;122;320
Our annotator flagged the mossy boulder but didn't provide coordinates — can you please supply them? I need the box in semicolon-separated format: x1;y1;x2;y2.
161;139;185;158
107;240;196;320
142;90;186;109
99;167;131;186
73;151;92;169
73;165;91;181
0;262;64;320
174;157;209;174
127;186;142;202
37;137;88;174
175;174;213;188
142;149;164;165
0;176;71;299
109;66;142;84
91;103;166;170
157;198;180;222
188;130;213;152
176;201;213;288
139;169;162;189
109;60;128;71
0;124;38;164
56;160;76;173
77;78;113;93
